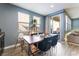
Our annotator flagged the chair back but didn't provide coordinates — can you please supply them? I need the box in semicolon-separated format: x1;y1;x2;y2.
51;35;58;46
38;37;51;51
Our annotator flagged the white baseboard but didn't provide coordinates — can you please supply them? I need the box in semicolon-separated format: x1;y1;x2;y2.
3;43;20;50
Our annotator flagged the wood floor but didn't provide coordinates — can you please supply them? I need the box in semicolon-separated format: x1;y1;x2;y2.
1;46;28;56
1;41;79;56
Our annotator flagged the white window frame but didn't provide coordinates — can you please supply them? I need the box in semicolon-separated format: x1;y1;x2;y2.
33;16;41;32
18;12;30;34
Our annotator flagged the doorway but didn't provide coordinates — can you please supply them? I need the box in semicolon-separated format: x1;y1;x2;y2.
50;15;60;40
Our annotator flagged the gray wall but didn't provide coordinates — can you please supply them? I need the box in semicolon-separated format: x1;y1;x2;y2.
60;13;66;41
72;18;79;29
0;4;18;47
0;4;45;47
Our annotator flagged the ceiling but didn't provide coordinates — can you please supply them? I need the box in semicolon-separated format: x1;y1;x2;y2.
11;3;79;18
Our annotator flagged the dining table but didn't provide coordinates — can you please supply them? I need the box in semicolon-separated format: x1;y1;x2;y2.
23;33;58;55
23;34;44;55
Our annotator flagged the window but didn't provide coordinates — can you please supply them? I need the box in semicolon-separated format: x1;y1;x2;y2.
18;12;30;35
53;20;60;31
65;15;71;32
33;16;40;33
33;16;40;26
50;16;60;33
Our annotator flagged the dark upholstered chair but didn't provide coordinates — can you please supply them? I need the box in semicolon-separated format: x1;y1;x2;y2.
51;35;58;46
38;35;59;51
38;37;51;52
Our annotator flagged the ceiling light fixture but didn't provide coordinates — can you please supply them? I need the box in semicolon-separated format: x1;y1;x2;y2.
50;5;54;8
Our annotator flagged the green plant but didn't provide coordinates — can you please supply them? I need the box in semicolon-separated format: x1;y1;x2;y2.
33;19;37;24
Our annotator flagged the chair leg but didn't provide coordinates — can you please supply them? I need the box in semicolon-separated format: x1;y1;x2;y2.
14;39;19;49
52;46;55;56
20;40;24;52
51;47;53;56
15;39;25;52
49;47;52;56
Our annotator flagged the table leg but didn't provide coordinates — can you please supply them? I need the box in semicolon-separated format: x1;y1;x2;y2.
28;44;33;56
20;40;24;52
28;44;30;56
